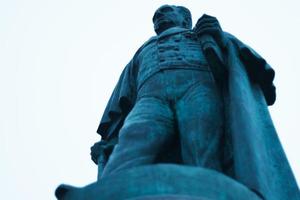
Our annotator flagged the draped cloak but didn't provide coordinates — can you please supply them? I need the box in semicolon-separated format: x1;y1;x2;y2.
95;29;300;200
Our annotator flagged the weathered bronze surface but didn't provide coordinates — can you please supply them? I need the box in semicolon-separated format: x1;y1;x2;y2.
56;5;300;200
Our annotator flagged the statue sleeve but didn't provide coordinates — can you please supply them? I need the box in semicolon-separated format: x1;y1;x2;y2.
225;33;276;105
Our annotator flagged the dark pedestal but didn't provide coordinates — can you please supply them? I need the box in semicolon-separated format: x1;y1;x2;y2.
55;164;262;200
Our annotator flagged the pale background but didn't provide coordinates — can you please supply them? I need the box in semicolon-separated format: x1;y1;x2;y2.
0;0;299;199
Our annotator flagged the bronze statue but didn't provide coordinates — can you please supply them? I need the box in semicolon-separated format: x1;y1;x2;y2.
56;5;299;200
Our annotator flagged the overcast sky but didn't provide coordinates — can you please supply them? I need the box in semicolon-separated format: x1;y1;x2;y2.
0;0;299;199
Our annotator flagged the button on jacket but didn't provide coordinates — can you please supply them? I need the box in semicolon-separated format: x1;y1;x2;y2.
134;27;210;90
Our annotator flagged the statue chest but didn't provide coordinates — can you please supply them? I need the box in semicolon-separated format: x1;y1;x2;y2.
136;32;210;87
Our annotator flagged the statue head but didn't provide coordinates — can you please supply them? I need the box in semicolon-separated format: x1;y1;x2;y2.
152;5;192;35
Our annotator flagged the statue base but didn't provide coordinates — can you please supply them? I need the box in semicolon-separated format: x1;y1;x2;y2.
55;164;262;200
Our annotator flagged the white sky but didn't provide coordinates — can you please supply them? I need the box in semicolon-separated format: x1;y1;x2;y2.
0;0;299;199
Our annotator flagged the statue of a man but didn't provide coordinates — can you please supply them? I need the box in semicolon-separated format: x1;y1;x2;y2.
99;5;225;176
90;5;299;200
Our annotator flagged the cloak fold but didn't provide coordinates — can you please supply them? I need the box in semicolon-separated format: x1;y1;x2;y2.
223;36;299;200
96;60;137;140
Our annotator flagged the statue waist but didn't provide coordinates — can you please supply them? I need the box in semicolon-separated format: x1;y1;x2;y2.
137;65;211;92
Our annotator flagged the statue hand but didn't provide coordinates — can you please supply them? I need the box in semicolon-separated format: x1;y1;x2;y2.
193;14;227;48
90;140;106;165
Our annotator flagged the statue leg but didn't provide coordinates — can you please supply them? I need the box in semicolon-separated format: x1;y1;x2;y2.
101;97;175;178
175;75;224;172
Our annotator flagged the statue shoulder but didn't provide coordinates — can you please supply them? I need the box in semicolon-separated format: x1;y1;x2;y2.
133;36;157;58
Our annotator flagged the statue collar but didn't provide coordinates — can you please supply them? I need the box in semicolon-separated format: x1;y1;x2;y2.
158;27;190;39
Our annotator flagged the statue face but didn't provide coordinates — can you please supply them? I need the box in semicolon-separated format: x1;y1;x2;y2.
152;5;192;35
